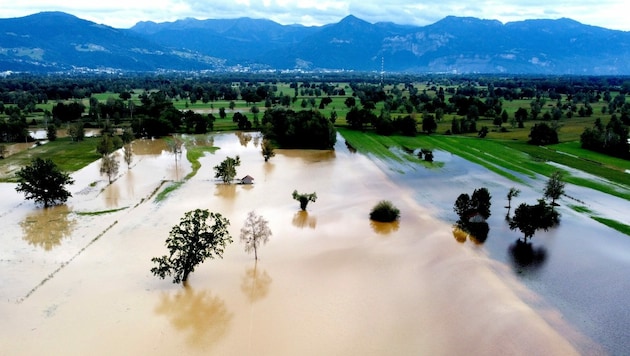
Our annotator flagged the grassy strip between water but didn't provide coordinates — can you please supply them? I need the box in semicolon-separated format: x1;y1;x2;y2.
75;207;128;216
339;128;630;200
339;128;527;183
591;217;630;236
571;204;630;237
154;143;219;202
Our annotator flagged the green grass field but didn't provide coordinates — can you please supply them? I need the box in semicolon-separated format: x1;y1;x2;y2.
0;137;101;182
338;128;630;201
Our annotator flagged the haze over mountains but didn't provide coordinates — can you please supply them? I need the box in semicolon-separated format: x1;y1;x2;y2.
1;11;630;75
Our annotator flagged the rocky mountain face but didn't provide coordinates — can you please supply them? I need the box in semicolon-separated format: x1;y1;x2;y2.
1;11;630;74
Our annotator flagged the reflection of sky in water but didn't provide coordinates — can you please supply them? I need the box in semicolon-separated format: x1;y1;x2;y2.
374;135;630;355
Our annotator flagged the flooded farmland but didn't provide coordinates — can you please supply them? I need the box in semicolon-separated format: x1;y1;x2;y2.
1;132;628;355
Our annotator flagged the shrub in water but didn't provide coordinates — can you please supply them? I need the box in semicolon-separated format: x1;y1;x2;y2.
370;200;400;222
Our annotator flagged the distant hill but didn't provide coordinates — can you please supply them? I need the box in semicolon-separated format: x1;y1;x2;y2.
2;11;630;74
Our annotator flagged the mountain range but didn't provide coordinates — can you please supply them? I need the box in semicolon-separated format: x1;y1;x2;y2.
1;11;630;75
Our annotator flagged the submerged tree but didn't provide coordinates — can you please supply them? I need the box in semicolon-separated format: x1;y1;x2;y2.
506;187;521;218
292;190;317;211
261;138;275;162
454;187;492;223
15;158;75;208
151;209;232;284
453;187;492;242
214;155;241;184
167;136;184;166
100;153;120;184
544;171;565;207
240;211;272;260
509;199;559;241
123;143;133;169
369;200;400;222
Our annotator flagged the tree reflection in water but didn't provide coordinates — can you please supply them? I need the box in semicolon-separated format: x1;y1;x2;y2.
214;183;237;199
508;239;547;274
370;220;400;235
235;132;252;147
155;285;232;348
452;222;490;244
20;205;76;251
101;182;121;208
241;262;272;304
292;210;317;229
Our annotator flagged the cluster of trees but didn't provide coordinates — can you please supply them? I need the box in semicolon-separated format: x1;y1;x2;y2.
581;116;630;158
0;106;29;143
507;171;565;241
453;187;492;242
262;108;336;149
528;122;559;145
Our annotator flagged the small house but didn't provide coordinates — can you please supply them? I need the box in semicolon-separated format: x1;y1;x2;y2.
240;175;254;184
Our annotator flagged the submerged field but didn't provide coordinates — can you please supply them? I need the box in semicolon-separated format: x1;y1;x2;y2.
1;132;629;354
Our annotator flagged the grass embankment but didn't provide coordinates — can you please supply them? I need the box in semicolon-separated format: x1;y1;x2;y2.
569;205;630;236
339;128;630;200
154;140;219;202
0;137;101;182
75;207;128;216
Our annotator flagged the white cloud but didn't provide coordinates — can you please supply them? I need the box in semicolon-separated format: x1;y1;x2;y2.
1;0;628;31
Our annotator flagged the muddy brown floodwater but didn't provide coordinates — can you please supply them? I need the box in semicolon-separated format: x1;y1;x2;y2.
0;132;614;355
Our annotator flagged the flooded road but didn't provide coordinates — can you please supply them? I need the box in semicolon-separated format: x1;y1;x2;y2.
0;132;624;354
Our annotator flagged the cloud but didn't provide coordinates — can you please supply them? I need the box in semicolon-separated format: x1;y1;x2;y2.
1;0;629;31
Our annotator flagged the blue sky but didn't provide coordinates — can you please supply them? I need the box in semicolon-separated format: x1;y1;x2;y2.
2;0;628;31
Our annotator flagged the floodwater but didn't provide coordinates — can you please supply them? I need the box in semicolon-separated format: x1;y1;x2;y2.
0;132;627;354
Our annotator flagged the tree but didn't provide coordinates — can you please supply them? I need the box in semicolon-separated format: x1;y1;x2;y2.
515;107;528;126
15;158;75;208
167;136;183;166
454;187;492;223
509;200;559;241
261;138;275;162
151;209;232;284
123;143;133;169
369;200;400;222
544;171;565;206
214;155;241;184
471;187;492;220
67;122;85;142
46;124;57;141
292;190;317;211
506;187;521;217
100;153;120;184
96;134;122;155
240;211;272;260
528;123;558;145
121;127;134;144
453;193;472;223
421;113;437;134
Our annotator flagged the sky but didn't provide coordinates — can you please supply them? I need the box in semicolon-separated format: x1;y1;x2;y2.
1;0;629;31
